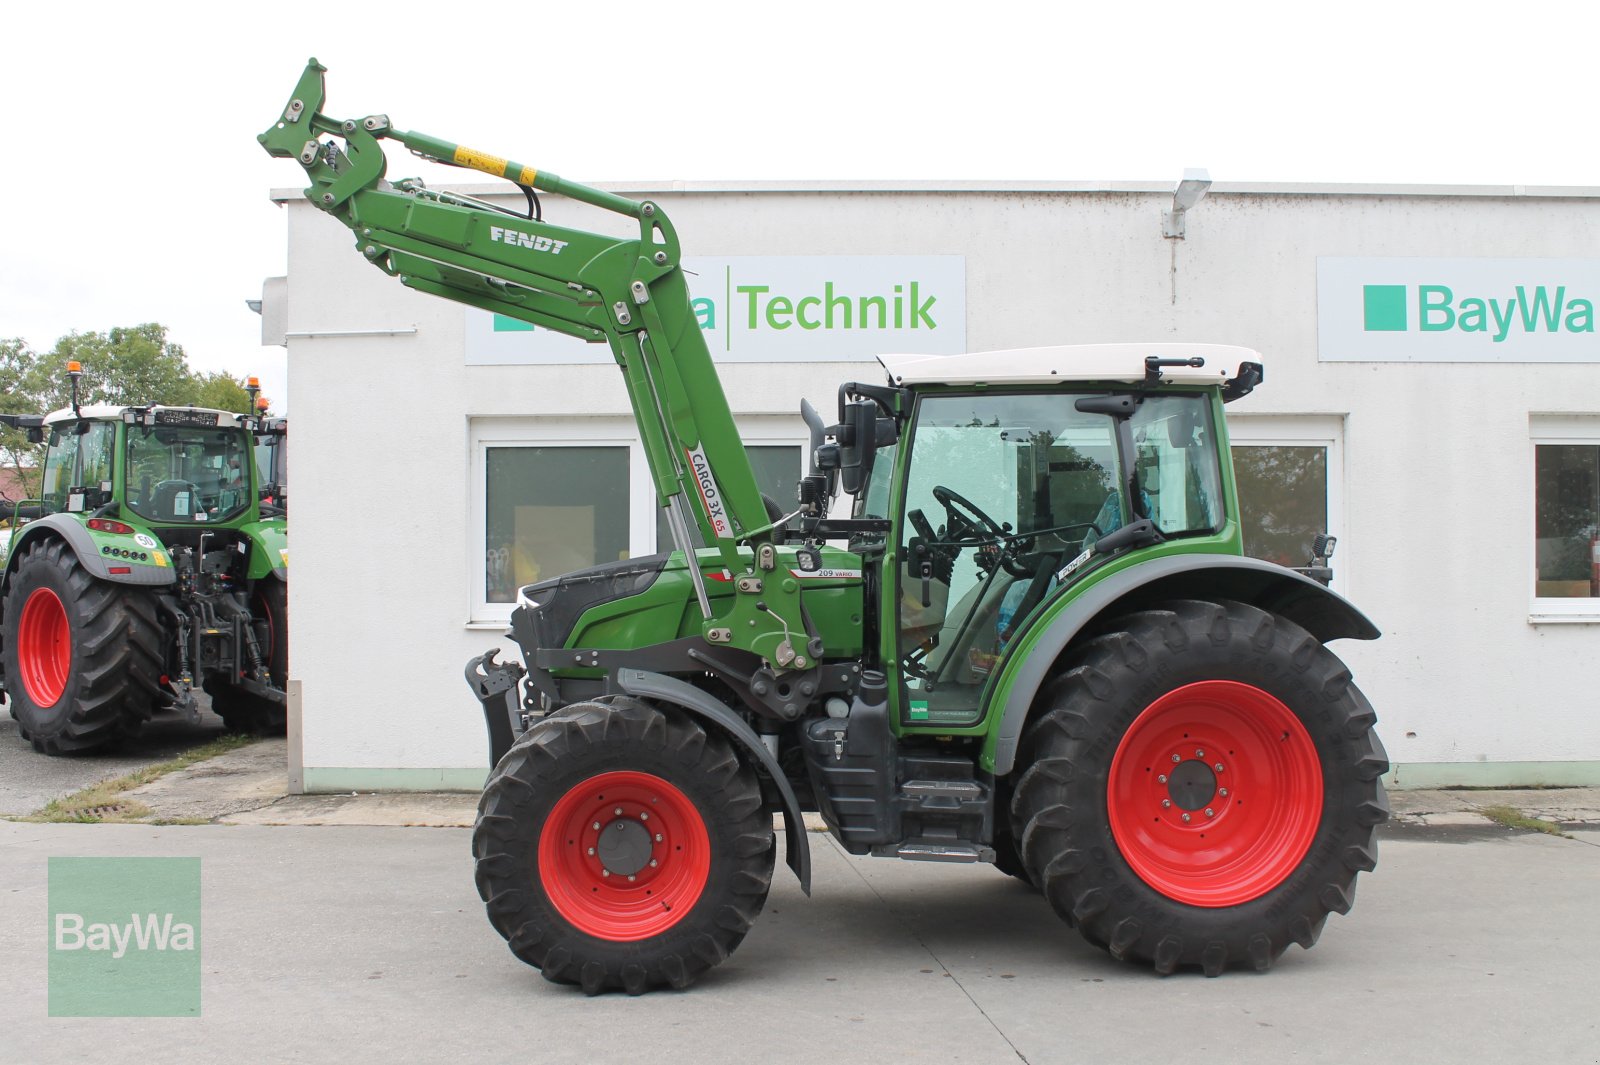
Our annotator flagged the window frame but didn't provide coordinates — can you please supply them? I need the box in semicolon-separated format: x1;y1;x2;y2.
1529;415;1600;624
468;416;807;627
1226;414;1346;595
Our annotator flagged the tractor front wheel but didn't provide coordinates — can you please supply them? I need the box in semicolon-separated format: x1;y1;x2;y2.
0;539;161;754
1010;599;1389;975
472;699;774;994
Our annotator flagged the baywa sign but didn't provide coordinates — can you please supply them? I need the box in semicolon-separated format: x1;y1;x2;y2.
1318;257;1600;363
466;255;966;365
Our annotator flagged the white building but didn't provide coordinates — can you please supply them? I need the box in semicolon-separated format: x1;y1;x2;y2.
264;178;1600;791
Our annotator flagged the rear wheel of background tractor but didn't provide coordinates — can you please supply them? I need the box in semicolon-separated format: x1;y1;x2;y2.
1010;599;1389;975
0;539;162;754
473;698;775;995
205;578;287;734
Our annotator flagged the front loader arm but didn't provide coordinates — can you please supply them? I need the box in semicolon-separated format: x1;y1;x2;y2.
260;60;820;669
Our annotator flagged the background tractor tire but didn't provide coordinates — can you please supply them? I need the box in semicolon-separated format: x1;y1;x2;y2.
0;538;162;754
473;698;774;995
1010;598;1389;976
205;578;288;734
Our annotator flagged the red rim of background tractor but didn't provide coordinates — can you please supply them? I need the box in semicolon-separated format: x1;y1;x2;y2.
1107;680;1323;907
539;770;711;941
17;587;69;708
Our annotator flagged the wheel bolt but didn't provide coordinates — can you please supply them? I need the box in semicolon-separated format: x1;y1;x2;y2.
613;807;623;817
1195;749;1205;759
1215;763;1225;773
627;874;636;882
640;812;649;821
649;859;658;868
1181;813;1192;823
586;847;595;856
1161;799;1172;809
1157;774;1167;784
1219;788;1229;798
654;833;664;843
1205;808;1215;818
1171;754;1181;763
601;869;611;878
592;821;601;831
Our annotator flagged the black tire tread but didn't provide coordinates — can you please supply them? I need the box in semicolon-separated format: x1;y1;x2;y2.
1010;598;1389;976
472;699;774;994
1;538;162;754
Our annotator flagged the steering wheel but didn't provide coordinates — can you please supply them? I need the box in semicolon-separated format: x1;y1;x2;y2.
931;485;1034;578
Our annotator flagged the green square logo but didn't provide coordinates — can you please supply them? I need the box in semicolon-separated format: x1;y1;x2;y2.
1363;285;1408;331
909;700;930;721
48;857;201;1017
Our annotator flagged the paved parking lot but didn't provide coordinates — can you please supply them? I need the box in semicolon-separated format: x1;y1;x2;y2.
3;820;1596;1065
0;701;227;817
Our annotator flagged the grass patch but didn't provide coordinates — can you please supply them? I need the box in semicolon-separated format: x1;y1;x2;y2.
20;734;257;824
1479;804;1568;837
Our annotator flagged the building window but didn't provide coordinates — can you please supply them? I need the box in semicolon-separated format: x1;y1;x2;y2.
1227;415;1344;590
653;445;803;551
1233;445;1328;569
485;446;631;603
1531;417;1600;620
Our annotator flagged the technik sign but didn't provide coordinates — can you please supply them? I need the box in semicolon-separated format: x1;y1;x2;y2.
1318;257;1600;363
465;255;966;365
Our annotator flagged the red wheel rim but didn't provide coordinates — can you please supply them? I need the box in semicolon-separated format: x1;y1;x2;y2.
538;770;710;941
1107;681;1322;907
17;587;70;707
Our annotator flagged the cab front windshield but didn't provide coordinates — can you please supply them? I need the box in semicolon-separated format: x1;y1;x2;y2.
894;390;1223;726
126;425;253;523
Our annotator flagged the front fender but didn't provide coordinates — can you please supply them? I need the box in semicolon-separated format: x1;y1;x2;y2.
614;668;812;896
983;554;1380;776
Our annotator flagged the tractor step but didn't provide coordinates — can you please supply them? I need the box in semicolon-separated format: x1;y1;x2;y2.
886;841;995;863
900;778;984;806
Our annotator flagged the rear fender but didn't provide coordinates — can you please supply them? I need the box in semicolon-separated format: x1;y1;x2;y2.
983;555;1380;776
613;668;812;896
238;520;289;581
1;516;175;590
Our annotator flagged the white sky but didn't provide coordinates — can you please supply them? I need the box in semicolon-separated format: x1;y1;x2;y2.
3;0;1596;414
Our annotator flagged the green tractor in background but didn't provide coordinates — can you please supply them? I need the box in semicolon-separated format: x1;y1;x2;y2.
0;366;289;752
266;61;1385;994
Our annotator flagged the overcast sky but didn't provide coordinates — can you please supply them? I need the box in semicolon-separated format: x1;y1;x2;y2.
3;0;1595;414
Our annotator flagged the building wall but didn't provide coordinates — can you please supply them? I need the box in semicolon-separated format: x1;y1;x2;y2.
277;182;1600;790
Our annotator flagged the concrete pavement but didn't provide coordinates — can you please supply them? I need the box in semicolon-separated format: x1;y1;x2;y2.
2;821;1598;1065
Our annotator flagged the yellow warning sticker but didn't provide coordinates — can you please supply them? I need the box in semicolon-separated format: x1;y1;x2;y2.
453;145;509;177
278;548;289;568
516;165;538;187
152;552;169;568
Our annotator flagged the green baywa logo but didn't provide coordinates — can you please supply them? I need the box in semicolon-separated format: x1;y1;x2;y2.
1364;283;1595;342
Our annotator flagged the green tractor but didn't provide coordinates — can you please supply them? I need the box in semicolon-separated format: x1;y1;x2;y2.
0;368;289;751
266;61;1386;994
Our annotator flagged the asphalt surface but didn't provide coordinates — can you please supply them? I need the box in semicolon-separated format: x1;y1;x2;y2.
3;821;1598;1065
0;699;227;816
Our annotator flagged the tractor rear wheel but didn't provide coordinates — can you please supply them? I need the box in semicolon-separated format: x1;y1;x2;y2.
1010;599;1389;975
205;578;288;734
0;539;162;754
473;698;774;994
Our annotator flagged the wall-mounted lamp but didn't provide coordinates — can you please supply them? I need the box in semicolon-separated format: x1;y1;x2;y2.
1162;168;1212;239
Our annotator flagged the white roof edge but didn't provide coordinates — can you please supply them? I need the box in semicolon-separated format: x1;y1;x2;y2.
878;344;1261;387
271;180;1600;203
43;404;244;426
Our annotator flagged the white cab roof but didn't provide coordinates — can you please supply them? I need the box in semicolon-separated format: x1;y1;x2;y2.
43;404;243;427
878;344;1261;387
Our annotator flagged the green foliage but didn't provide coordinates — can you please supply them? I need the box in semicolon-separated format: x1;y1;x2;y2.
0;325;261;504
